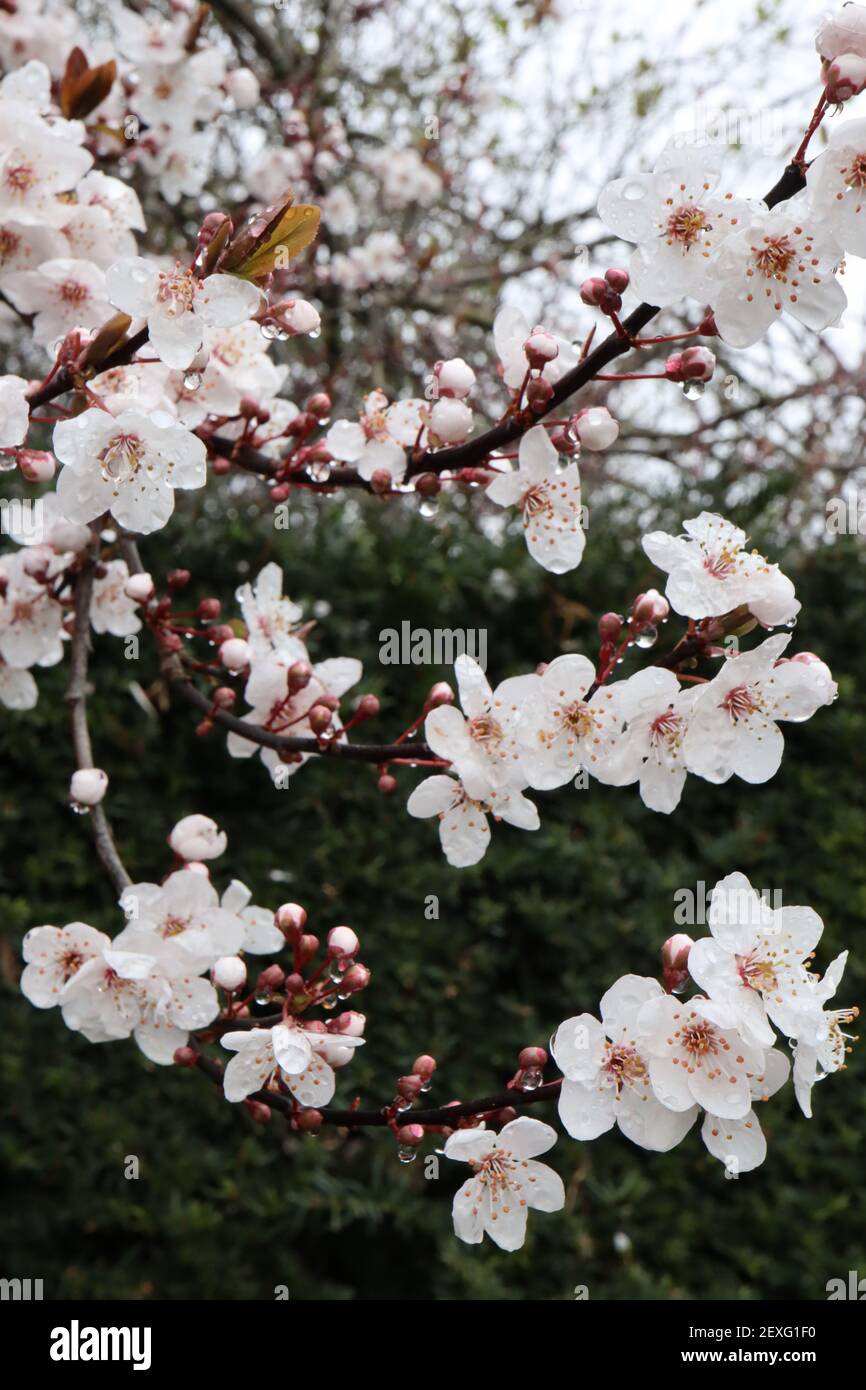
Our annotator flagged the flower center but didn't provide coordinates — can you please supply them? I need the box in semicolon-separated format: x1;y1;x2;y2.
679;1019;719;1059
603;1042;647;1092
0;227;21;262
161;915;192;938
650;707;684;751
522;482;551;517
5;162;36;193
736;950;778;993
99;433;145;483
752;234;796;279
59;280;89;305
156;269;197;317
560;699;595;738
665;203;709;248
842;153;866;190
721;683;763;722
468;714;503;747
60;949;84;978
469;1147;520;1195
702;542;742;578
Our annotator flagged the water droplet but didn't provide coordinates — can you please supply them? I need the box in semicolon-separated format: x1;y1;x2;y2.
519;1066;543;1092
392;1095;412;1112
254;993;271;1008
320;995;337;1010
419;1079;432;1093
183;370;202;391
419;500;438;518
784;616;797;629
622;181;646;201
260;319;280;340
308;328;321;340
328;960;346;983
634;624;658;649
682;379;705;400
397;1145;417;1163
0;455;16;472
69;801;90;816
308;462;331;483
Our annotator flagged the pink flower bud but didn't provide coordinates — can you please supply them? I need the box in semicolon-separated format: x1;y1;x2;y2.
697;310;718;337
124;572;155;604
225;66;260;108
256;963;286;991
523;327;559;369
328;925;359;957
212;955;247;991
246;1101;272;1123
369;468;393;494
305;392;332;417
434;357;476;399
633;588;669;624
297;1108;323;1133
70;767;108;807
219;637;251;672
574;405;619;450
173;1046;198;1067
298;934;319;965
197;597;221;621
331;1011;366;1037
598;611;624;641
288;660;313;693
169;814;227;861
680;345;716;381
429;396;473;443
604;267;630;293
396;1123;425;1146
397;1074;424;1099
425;681;454;709
18;449;55;482
662;932;694;993
309;704;333;734
276;902;307;932
341;963;371;992
413;1054;436;1078
518;1045;548;1069
825;51;866;101
414;472;441;497
526;377;554;413
168;569;191;590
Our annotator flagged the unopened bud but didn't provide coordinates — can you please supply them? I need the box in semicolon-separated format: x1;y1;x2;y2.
328;925;359;957
276;902;307;932
518;1046;548;1069
341;963;371;992
213;955;247;991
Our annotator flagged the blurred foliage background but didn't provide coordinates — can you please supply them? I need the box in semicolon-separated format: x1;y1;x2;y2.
1;472;864;1301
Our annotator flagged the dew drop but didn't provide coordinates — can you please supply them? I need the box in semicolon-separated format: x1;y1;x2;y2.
0;455;17;472
69;801;91;816
260;319;280;340
308;461;332;483
519;1066;543;1092
682;379;706;400
634;624;658;649
397;1145;417;1163
183;370;202;391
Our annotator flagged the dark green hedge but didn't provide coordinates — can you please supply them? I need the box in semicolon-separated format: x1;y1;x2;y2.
2;479;863;1300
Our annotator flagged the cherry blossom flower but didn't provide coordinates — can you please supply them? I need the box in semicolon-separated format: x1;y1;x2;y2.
682;634;837;786
637;992;766;1120
236;562;305;661
791;952;858;1117
21;922;110;1009
0;658;37;709
0;373;29;447
642;512;799;625
486;425;585;574
424;654;537;799
52;408;207;534
816;5;866;61
0;124;92;227
493;306;578;389
0;221;66;287
553;975;699;1151
60;939;219;1063
325;390;424;484
701;1048;791;1173
3;257;112;349
219;880;285;955
221;1022;364;1106
445;1117;565;1251
806;118;866;256
516;654;626;791
604;667;702;813
0;550;65;670
406;773;539;867
709;201;846;348
91;559;143;637
115;869;244;972
688;871;829;1050
106;256;262;370
597;141;748;305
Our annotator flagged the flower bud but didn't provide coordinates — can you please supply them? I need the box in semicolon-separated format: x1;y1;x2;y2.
370;468;393;494
397;1074;424;1099
308;704;333;734
604;266;630;293
213;955;247;991
825;51;866;101
396;1123;425;1147
18;449;55;483
434;357;476;399
167;569;191;590
525;377;554;413
256;963;286;991
70;767;108;807
273;298;321;336
413;1054;436;1078
680;345;716;381
414;472;441;498
518;1045;548;1069
331;1011;366;1037
124;572;155;604
429;396;473;443
246;1100;272;1123
662;932;694;993
523;327;559;369
377;773;397;794
173;1045;198;1067
341;963;371;992
276;902;307;932
328;925;359;957
598;611;624;642
197;597;221;621
225;66;260;108
633;588;669;624
297;1108;323;1133
288;660;313;693
219;637;251;672
169;814;227;861
425;681;454;709
298;934;319;965
574;405;619;451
